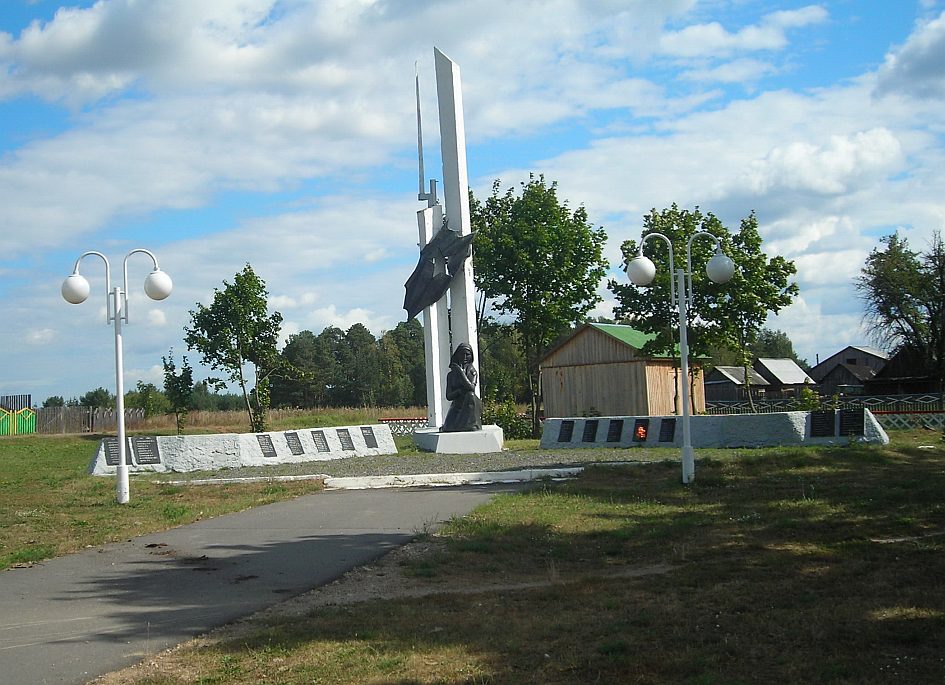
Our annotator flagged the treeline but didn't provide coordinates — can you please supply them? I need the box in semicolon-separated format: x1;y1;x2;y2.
269;319;528;409
43;319;529;414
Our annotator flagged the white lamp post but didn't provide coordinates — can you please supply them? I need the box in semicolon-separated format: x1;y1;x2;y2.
62;249;172;504
624;231;734;484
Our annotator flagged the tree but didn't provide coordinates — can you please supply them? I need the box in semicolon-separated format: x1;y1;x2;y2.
610;206;797;412
381;320;426;406
124;381;170;418
42;396;65;408
184;264;284;432
478;320;528;403
79;387;115;408
751;328;809;370
336;324;380;407
163;349;194;434
710;327;808;369
857;231;945;390
471;175;609;434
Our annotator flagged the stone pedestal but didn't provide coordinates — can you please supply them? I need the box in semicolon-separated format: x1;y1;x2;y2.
413;424;504;454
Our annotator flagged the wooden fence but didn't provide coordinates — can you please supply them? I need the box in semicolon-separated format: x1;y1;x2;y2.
33;407;147;434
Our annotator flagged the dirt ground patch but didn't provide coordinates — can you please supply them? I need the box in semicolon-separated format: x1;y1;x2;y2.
88;536;672;685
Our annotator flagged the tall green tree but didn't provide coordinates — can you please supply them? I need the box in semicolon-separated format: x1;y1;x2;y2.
374;320;426;407
184;264;284;432
79;387;115;408
124;381;170;418
857;231;945;390
336;323;380;407
478;320;528;403
610;206;797;412
271;330;324;408
471;175;609;434
162;349;194;434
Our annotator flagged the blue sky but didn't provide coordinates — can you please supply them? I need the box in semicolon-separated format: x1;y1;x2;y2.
1;0;944;403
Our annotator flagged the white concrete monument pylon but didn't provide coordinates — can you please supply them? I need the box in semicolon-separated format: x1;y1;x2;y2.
412;47;480;430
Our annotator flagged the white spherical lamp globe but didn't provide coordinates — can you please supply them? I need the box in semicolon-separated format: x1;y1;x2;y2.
625;255;657;286
144;269;173;301
61;274;91;304
706;251;735;284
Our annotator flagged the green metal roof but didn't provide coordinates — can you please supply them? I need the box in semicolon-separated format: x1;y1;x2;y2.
588;323;707;360
589;323;658;350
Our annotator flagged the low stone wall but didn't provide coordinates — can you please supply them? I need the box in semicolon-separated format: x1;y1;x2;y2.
540;409;888;450
89;424;397;475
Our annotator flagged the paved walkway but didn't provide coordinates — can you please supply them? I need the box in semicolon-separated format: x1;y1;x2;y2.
0;485;512;685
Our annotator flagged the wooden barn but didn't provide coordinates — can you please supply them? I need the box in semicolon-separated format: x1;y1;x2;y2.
540;323;705;418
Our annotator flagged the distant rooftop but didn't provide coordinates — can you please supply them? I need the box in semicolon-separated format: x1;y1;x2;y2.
755;358;815;385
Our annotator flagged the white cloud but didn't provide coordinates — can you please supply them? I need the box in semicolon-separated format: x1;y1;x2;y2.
736;128;904;196
874;10;945;100
26;328;55;345
146;309;167;327
659;5;828;58
680;57;777;84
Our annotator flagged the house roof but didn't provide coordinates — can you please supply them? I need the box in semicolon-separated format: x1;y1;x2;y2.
589;323;658;350
706;366;770;387
541;323;692;364
848;345;889;359
831;363;876;382
755;358;815;385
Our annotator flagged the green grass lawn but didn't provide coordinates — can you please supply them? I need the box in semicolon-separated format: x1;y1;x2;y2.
5;430;945;683
0;434;323;570
79;429;945;685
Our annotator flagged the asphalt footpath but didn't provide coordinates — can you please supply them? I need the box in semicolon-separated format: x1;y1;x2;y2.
0;485;514;685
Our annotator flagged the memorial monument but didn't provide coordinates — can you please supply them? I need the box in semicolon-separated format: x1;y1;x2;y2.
407;48;502;454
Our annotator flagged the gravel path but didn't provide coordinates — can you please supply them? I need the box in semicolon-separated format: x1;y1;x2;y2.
147;445;673;482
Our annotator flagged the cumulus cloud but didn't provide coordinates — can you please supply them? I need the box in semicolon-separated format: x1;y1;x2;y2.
659;5;827;58
874;10;945;100
735;128;904;196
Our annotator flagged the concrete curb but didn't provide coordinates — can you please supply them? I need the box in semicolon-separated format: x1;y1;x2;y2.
156;462;661;489
322;467;586;490
157;466;592;489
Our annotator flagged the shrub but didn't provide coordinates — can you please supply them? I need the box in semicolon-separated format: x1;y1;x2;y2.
482;396;532;439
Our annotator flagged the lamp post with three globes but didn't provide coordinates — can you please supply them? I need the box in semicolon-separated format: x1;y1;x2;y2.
624;231;734;484
62;249;172;504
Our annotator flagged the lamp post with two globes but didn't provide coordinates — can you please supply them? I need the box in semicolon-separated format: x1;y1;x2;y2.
62;249;172;504
624;231;734;484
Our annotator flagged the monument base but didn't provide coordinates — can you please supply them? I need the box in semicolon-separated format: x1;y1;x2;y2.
413;425;504;454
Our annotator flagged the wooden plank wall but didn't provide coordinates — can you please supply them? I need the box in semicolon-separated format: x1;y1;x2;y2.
542;328;641;368
542;361;649;417
645;362;706;415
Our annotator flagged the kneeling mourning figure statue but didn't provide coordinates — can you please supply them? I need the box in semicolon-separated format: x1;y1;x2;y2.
440;342;482;432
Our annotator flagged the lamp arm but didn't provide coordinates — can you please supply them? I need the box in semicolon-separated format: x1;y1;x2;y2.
685;231;724;305
638;232;677;305
121;248;161;323
73;251;112;322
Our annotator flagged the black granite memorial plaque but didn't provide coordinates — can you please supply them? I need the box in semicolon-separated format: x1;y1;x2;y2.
102;437;131;466
132;436;161;465
256;434;278;458
658;418;677;443
606;419;624;442
360;426;378;449
839;408;865;436
557;420;574;443
582;419;599;443
311;430;330;453
632;418;650;443
284;432;304;456
337;428;355;451
810;410;836;438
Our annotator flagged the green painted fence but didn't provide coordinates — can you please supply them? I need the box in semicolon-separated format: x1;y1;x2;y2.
0;408;36;435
